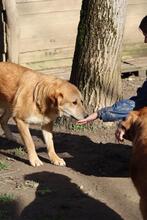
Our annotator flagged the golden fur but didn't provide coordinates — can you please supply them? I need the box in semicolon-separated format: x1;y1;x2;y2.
116;107;147;220
0;62;86;167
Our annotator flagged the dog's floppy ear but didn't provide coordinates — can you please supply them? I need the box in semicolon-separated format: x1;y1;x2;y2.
121;111;139;131
48;92;63;107
33;81;50;112
33;80;64;112
33;81;42;108
56;92;63;105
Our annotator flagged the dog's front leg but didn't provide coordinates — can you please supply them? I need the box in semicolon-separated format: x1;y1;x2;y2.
14;118;43;167
42;122;66;166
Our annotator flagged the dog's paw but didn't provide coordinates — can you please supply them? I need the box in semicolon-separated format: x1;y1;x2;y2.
50;156;66;166
29;156;43;167
115;127;125;143
52;158;66;166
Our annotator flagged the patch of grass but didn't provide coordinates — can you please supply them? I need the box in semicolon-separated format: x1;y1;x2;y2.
0;193;14;203
54;116;98;132
70;124;85;131
0;160;9;171
13;147;25;157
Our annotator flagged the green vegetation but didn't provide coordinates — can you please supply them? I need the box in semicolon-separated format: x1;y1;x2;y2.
70;124;86;131
0;160;9;171
0;193;14;203
13;147;25;157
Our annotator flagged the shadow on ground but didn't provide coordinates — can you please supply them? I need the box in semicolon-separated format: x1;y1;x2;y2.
54;132;132;178
0;124;132;178
14;171;123;220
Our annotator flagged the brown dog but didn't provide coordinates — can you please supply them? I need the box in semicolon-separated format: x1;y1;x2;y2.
116;107;147;220
0;62;86;167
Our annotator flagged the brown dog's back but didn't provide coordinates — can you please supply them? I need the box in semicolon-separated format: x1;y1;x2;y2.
119;107;147;219
0;62;28;103
131;114;147;219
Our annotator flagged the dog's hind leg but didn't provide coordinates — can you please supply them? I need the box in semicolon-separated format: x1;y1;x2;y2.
0;108;14;140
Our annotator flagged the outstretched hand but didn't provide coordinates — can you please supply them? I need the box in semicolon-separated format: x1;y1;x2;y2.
76;112;98;125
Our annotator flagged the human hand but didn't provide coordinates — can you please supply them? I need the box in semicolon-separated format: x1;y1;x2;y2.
115;124;126;143
76;112;98;125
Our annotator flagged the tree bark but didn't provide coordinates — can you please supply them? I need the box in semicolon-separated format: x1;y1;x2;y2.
70;0;127;112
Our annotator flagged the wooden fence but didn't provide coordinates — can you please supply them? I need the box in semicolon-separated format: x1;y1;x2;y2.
3;0;81;79
1;0;147;79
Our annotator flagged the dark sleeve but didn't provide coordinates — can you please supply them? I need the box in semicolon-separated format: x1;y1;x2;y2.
130;80;147;101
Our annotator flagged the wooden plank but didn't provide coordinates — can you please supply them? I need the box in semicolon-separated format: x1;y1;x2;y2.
19;11;80;39
19;47;74;63
15;0;147;6
41;67;71;80
16;0;51;2
127;3;147;16
121;57;147;73
122;43;147;59
19;11;79;53
17;0;81;15
122;49;147;59
128;0;147;5
21;58;72;71
20;37;75;52
16;0;44;2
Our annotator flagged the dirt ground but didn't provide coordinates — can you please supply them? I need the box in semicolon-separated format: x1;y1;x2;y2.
0;72;146;220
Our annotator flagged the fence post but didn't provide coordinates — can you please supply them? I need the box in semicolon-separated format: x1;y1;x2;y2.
3;0;20;63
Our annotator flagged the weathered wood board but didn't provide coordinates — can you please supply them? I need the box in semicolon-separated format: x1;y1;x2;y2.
1;0;147;79
15;0;81;79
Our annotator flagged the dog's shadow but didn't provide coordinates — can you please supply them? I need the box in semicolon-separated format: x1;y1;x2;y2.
0;124;132;178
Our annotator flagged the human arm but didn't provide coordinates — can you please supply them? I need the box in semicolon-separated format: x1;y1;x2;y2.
77;99;135;124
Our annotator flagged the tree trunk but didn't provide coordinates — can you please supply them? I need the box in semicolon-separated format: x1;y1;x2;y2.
70;0;127;113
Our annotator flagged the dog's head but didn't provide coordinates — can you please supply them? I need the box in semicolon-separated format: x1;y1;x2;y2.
116;107;147;142
34;79;87;120
52;81;87;120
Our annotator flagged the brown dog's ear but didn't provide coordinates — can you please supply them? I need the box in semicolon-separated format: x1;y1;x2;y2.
47;92;63;107
121;111;139;131
33;81;45;111
34;81;56;112
57;93;63;105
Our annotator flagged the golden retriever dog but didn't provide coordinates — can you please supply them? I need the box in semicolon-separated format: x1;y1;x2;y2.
115;107;147;220
0;62;86;167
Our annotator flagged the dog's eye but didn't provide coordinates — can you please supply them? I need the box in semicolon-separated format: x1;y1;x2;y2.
73;101;77;105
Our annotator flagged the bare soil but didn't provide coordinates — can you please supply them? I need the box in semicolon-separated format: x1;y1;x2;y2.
0;72;146;220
